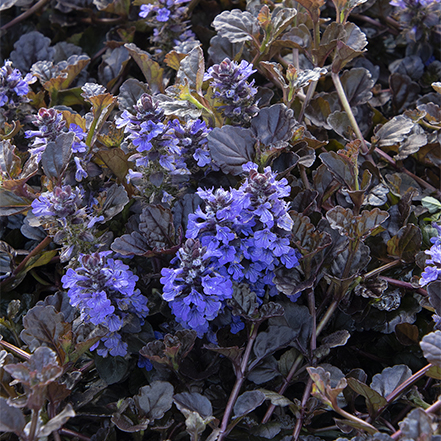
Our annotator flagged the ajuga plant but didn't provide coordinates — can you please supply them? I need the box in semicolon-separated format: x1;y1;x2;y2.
1;0;441;439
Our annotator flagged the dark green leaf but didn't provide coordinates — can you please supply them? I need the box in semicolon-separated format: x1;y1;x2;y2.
0;397;25;435
326;207;389;240
372;115;414;147
420;331;441;367
172;193;203;232
135;381;174;420
228;283;259;318
395;124;427;161
320;151;355;188
370;365;412;398
0;140;21;178
269;302;312;353
212;10;260;44
41;132;74;180
253;326;296;363
386;224;422;263
100;184;129;221
247;356;280;384
251;421;282;438
95;355;129;385
330;242;370;277
346;378;387;416
233;390;266;418
208;126;255;175
327;111;354;141
258;389;294;407
208;35;248;65
42;55;90;94
174;392;212;418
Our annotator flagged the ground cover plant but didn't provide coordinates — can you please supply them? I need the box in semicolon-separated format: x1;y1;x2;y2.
0;0;440;439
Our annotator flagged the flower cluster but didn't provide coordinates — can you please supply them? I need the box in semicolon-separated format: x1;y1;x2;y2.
31;185;104;261
117;93;212;201
139;0;198;58
161;163;299;335
420;223;441;286
62;251;149;357
166;118;212;172
390;0;441;43
25;107;89;181
161;239;233;336
204;59;260;125
0;60;36;107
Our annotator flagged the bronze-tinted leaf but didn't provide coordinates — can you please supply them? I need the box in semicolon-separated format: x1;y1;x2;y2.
125;43;164;94
387;224;422;263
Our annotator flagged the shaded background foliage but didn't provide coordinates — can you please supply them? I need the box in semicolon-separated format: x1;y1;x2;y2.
0;0;440;439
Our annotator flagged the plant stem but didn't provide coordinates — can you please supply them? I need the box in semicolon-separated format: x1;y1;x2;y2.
331;71;368;154
217;324;260;441
298;79;318;123
1;0;51;32
59;428;91;440
363;260;401;279
374;148;441;198
28;410;39;441
292;378;313;440
316;299;339;337
261;354;304;424
369;363;433;423
380;276;428;296
390;399;441;440
334;406;378;434
299;164;311;190
0;339;31;360
0;235;52;291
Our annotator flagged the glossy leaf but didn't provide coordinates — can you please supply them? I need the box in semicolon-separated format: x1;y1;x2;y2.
174;391;212;418
208;126;255;175
135;381;174;420
0;397;25;435
41;132;74;181
212;10;260;44
250;104;297;147
370;365;412;398
233;390;266;418
420;331;441;367
124;43;164;94
20;305;70;355
386;224;422;263
176;46;205;95
253;326;296;363
346;378;387;416
326;207;389;241
39;404;75;436
95;355;129;385
427;281;441;316
398;408;433;440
